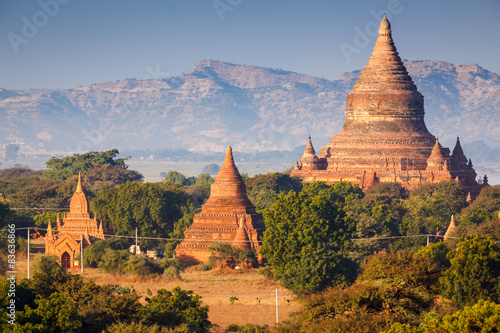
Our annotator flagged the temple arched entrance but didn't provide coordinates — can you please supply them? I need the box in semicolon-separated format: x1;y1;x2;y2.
61;252;71;269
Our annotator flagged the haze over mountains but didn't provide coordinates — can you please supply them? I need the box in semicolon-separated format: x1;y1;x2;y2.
1;60;499;169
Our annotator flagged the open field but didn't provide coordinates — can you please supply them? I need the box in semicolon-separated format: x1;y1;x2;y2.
9;249;301;333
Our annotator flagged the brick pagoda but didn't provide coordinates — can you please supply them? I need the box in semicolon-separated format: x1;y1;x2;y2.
45;173;110;268
291;17;486;197
176;146;265;263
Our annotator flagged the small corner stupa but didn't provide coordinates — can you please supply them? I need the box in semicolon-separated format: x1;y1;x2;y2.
176;146;265;263
443;215;457;241
291;16;486;197
45;173;110;268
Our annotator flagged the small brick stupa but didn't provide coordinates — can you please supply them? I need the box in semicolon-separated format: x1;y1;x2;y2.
291;17;485;197
176;146;265;263
45;173;110;268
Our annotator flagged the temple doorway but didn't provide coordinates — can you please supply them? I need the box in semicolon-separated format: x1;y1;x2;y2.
61;252;71;269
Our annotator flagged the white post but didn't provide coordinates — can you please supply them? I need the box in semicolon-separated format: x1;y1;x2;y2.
27;228;30;279
276;288;279;325
427;235;430;246
80;234;84;273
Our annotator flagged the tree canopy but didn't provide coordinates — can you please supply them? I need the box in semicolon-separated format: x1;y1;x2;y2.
245;172;302;212
90;182;189;248
260;181;359;293
400;180;466;236
42;149;130;180
441;234;500;307
459;185;500;225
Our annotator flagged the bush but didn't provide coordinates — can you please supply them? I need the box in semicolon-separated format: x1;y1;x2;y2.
209;243;257;268
106;322;191;333
384;300;500;333
125;254;164;277
198;263;213;271
225;324;271;332
139;287;211;333
163;266;181;280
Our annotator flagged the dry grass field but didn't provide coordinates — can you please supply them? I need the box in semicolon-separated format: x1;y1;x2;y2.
13;250;301;333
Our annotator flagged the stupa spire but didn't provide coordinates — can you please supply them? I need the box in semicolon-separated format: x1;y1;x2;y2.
46;219;53;238
214;146;241;183
352;16;419;93
76;172;83;192
304;135;316;156
201;145;256;214
451;136;468;167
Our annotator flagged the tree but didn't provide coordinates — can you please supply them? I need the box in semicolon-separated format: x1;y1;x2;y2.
400;180;466;236
441;234;500;306
165;170;188;186
28;256;68;298
42;149;130;180
165;203;196;257
359;250;443;296
351;182;407;238
459;185;500;225
415;241;451;268
195;174;214;186
0;173;74;209
82;237;132;267
82;164;143;196
90;182;189;248
465;217;500;243
245;172;302;212
16;292;82;332
260;183;357;293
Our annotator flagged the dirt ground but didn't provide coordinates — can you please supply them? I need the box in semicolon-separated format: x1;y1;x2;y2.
12;250;301;332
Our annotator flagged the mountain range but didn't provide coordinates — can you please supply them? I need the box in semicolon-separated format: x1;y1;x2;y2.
1;60;499;171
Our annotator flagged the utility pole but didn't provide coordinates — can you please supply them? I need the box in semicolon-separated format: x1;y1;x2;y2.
27;228;30;279
80;234;84;273
276;289;279;325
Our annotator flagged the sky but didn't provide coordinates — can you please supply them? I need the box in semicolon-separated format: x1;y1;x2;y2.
0;0;499;90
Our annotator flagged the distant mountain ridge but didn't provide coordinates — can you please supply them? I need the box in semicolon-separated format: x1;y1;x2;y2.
1;60;499;169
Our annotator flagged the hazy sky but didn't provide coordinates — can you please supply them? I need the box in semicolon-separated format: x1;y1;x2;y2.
1;0;499;90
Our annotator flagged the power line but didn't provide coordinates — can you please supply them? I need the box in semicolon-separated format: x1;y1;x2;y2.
10;207;70;210
7;227;459;242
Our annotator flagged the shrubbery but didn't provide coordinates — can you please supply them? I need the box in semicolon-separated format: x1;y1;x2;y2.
0;257;209;332
209;243;257;269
